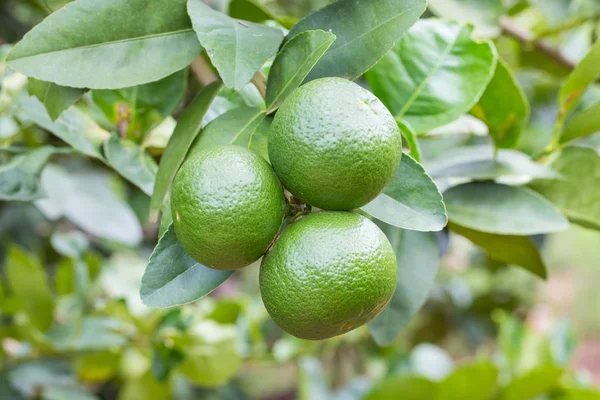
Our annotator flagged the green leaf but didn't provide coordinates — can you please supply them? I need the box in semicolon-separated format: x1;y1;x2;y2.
6;362;99;400
36;165;143;246
365;376;437;400
191;106;265;152
501;366;563;400
228;0;296;29
150;81;222;215
187;0;284;89
140;224;234;308
472;58;530;148
529;146;600;230
561;102;600;144
436;362;498;400
449;223;547;279
92;69;187;140
445;182;569;235
46;317;127;351
0;146;55;201
249;116;272;161
398;120;422;162
28;79;86;121
361;154;447;232
6;0;201;89
120;372;171;400
368;228;440;347
288;0;426;82
557;389;600;400
558;39;600;121
298;358;331;400
426;146;560;181
17;96;109;159
104;135;158;196
428;0;503;37
366;20;497;133
266;30;336;111
5;246;55;331
50;230;89;259
175;321;242;387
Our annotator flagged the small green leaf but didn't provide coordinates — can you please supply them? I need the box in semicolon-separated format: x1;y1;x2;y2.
228;0;296;29
50;231;89;259
365;376;437;400
362;154;447;232
46;317;127;351
0;146;55;201
428;0;503;37
187;0;284;89
249;116;272;161
366;20;497;133
288;0;426;82
92;69;187;140
368;227;440;347
426;146;560;181
6;0;201;89
175;321;242;387
557;389;600;400
36;165;143;246
298;358;331;400
445;182;569;235
17;96;109;159
561;102;600;144
5;246;55;331
119;372;171;400
104;135;158;196
398;120;422;162
501;366;563;400
266;30;336;111
140;224;234;308
472;58;530;148
436;362;498;400
28;79;86;121
529;146;600;231
449;223;547;279
559;39;600;120
150;81;222;215
191;106;265;152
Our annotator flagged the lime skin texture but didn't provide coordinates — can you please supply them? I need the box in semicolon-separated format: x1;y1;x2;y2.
269;77;403;211
171;145;287;271
260;211;398;340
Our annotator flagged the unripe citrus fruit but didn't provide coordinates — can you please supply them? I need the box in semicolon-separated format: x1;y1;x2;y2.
171;145;287;270
269;77;402;210
260;212;397;340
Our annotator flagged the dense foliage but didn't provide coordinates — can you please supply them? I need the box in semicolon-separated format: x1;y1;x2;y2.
1;0;599;398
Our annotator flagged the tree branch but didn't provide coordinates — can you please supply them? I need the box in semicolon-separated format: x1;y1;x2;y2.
500;17;576;71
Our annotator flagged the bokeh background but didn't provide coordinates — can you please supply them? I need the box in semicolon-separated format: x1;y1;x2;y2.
1;0;600;399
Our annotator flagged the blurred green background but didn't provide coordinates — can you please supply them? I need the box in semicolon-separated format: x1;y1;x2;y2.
1;0;600;399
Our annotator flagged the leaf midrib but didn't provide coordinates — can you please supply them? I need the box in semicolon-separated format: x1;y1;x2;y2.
267;32;335;110
9;28;195;61
373;192;444;225
397;29;461;118
324;5;422;59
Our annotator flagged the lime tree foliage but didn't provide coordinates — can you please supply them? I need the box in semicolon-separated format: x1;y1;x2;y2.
1;0;600;398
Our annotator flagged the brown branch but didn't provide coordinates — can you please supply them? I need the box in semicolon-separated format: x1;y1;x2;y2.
500;17;576;71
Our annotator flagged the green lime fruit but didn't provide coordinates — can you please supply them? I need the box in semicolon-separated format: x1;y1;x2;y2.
260;212;398;340
269;77;402;210
171;145;287;270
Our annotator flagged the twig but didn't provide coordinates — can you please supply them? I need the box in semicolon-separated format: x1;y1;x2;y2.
534;13;600;40
500;17;576;71
190;57;220;86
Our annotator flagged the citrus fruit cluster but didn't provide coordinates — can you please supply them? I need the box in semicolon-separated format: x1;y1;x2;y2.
171;77;402;340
